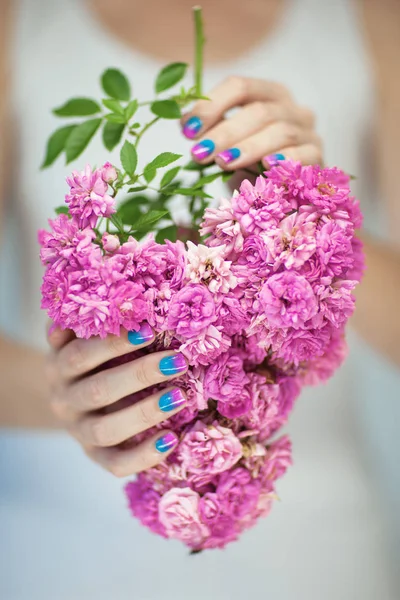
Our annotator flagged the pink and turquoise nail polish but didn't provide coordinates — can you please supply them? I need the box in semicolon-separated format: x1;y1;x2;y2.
155;432;178;453
158;388;186;412
183;116;203;139
217;147;241;164
128;323;154;345
265;153;286;167
159;353;187;376
191;139;215;161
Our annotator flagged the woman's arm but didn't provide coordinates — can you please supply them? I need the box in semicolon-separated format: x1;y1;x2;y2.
0;1;56;428
350;0;400;366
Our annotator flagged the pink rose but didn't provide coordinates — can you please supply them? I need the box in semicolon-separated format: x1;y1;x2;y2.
158;488;209;546
167;284;216;337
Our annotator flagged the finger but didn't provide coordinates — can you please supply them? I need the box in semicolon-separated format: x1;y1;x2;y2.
59;351;188;413
85;430;179;477
69;387;186;447
214;121;318;170
261;143;324;168
181;76;292;139
53;323;155;382
189;101;309;165
47;321;75;351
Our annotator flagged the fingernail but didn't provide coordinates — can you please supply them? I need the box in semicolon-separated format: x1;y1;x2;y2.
264;153;286;166
158;388;186;412
191;139;215;160
159;353;187;376
183;116;203;139
128;323;154;345
155;432;178;453
217;147;241;164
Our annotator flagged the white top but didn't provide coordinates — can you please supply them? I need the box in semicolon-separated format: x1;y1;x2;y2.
0;1;399;599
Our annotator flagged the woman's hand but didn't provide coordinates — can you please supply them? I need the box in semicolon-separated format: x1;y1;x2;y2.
45;323;188;477
182;76;322;169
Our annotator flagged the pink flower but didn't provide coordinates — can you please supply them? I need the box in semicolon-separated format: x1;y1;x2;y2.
262;212;317;270
125;478;167;538
257;271;318;330
261;436;293;484
200;197;244;255
158;487;210;547
217;468;261;519
65;164;116;228
180;324;231;366
234;235;270;283
302;329;348;385
232;177;289;235
102;233;120;253
270;324;331;365
167;284;216;337
242;373;281;437
314;279;356;328
186;242;237;294
215;295;249;336
315;220;354;278
101;161;118;183
179;421;243;477
204;350;249;402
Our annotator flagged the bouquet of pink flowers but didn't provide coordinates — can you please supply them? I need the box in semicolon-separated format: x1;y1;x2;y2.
38;9;364;551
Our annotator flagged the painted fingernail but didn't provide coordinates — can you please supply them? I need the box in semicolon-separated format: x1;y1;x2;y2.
128;323;154;345
191;139;215;160
217;147;241;164
264;153;286;166
158;388;186;412
183;116;203;139
155;432;178;453
159;353;187;376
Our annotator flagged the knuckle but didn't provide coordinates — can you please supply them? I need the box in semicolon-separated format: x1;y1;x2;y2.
108;457;127;478
281;122;300;146
61;340;87;376
88;417;109;446
86;374;110;409
226;75;247;101
105;334;124;357
249;101;269;122
134;362;153;390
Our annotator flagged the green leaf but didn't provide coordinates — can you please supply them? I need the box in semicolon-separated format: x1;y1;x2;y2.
175;188;213;198
41;124;76;168
133;210;169;231
102;99;124;114
105;113;126;124
110;213;124;232
160;166;181;188
193;172;224;187
183;160;205;171
155;225;178;243
125;99;138;121
143;164;156;183
127;185;147;192
54;206;70;216
130;122;141;129
155;62;188;93
101;68;131;101
151;100;181;119
149;152;182;169
159;181;182;196
65;118;102;163
222;172;234;182
102;122;125;151
123;194;150;205
120;141;138;177
117;198;142;225
53;98;101;117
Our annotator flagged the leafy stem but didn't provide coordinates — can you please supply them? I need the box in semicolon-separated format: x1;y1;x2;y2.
134;116;160;148
193;6;205;97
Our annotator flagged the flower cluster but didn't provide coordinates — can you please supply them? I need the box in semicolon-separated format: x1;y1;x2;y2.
39;160;363;551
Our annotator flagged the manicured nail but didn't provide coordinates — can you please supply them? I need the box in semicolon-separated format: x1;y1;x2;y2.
155;432;178;453
264;153;286;166
183;116;203;139
128;323;154;345
217;147;241;164
159;353;187;376
158;388;186;412
191;139;215;160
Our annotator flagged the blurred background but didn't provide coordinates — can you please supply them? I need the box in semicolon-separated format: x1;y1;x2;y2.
0;0;399;599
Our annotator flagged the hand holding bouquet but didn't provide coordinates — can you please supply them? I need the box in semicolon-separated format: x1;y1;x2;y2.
40;9;364;551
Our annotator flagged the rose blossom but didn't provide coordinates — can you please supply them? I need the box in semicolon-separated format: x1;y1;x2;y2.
158;488;210;547
257;271;318;330
65;164;115;228
186;241;237;294
217;468;261;519
262;211;317;270
167;284;216;337
179;421;243;477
